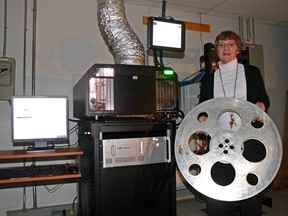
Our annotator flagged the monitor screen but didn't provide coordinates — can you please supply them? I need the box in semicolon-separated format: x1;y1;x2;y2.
147;17;185;52
11;96;69;151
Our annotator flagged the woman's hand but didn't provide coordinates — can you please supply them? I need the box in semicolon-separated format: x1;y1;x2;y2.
255;102;266;111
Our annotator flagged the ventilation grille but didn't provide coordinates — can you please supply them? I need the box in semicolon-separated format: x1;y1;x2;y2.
156;72;178;113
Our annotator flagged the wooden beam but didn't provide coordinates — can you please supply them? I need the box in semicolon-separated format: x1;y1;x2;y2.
142;16;210;33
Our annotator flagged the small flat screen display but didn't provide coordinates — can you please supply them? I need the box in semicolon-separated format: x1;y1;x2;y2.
148;17;185;52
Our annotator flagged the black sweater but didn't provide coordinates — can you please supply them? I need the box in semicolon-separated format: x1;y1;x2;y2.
199;64;270;110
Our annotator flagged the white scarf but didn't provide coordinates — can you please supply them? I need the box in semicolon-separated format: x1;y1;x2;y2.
214;58;247;131
214;58;247;100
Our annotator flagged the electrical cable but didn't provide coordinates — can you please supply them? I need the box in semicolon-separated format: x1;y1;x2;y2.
72;196;77;210
176;109;185;127
69;124;78;135
153;51;161;67
182;69;202;81
153;50;166;67
159;1;167;67
151;0;168;68
161;0;166;18
42;183;64;193
69;118;81;123
179;69;206;86
159;50;165;67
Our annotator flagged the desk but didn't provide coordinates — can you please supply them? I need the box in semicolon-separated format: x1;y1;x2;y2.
0;147;83;184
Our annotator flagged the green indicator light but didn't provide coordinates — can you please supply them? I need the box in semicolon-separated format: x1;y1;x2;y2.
163;69;174;76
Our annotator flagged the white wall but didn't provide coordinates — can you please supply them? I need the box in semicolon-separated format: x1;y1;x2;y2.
0;0;288;215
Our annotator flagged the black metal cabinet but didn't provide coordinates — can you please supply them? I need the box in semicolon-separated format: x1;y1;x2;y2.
77;120;176;216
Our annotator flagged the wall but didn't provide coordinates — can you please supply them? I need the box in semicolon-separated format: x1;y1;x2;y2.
0;0;288;215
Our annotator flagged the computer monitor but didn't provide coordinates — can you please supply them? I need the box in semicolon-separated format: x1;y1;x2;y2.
147;16;186;52
11;96;69;151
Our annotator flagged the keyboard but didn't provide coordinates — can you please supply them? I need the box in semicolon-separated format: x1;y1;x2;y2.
0;165;67;180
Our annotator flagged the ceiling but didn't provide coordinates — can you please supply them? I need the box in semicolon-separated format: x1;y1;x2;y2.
125;0;288;28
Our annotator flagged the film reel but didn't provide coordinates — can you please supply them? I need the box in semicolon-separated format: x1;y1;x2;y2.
175;98;282;201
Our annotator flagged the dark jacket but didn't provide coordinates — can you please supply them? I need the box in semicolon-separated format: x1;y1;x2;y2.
199;64;270;110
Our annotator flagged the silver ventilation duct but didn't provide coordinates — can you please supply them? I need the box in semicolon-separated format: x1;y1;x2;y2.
97;0;145;65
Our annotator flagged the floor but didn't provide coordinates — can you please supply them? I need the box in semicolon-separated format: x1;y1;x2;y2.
177;188;288;216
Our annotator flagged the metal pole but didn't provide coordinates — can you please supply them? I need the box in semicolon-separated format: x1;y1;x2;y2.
23;0;28;95
246;18;251;43
3;0;8;57
251;18;255;45
238;17;244;43
32;0;37;96
32;0;38;209
22;0;28;211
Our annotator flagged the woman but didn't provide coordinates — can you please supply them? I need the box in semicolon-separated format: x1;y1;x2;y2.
199;30;270;216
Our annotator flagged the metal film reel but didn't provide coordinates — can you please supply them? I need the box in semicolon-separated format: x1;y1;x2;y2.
175;98;282;201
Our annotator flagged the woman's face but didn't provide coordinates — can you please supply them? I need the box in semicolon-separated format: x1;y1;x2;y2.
217;39;239;64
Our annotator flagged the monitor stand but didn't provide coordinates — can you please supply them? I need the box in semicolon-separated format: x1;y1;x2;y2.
27;141;55;153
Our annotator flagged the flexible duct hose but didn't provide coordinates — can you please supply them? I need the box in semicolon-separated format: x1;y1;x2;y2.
97;0;145;65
